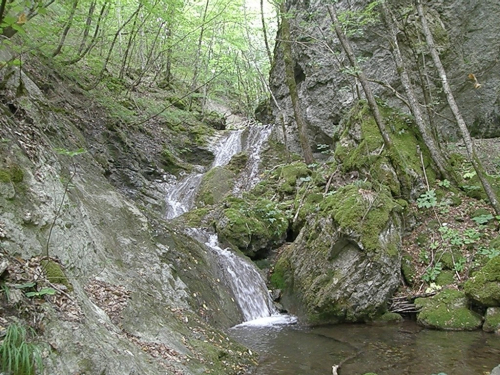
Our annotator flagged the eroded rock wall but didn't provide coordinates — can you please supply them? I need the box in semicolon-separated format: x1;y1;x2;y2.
270;0;500;154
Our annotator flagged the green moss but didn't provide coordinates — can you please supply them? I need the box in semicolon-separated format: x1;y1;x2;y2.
464;256;500;306
372;312;403;324
227;152;248;173
273;162;312;195
41;259;73;291
401;252;417;286
0;165;24;183
435;270;455;286
334;102;434;198
483;307;500;333
270;257;290;290
216;196;288;256
197;167;235;206
415;289;482;330
320;184;400;252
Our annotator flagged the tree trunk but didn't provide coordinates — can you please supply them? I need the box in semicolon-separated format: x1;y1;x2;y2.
260;0;273;66
327;4;393;151
416;0;500;214
381;3;453;182
280;2;314;165
189;0;211;111
52;0;79;57
64;1;108;66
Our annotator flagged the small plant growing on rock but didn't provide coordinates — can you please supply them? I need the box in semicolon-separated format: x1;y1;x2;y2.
0;323;44;375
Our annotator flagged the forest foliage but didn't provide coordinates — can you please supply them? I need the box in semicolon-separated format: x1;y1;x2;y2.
0;0;277;115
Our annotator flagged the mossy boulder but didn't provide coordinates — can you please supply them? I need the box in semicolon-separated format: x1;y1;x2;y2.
483;307;500;333
41;259;73;291
371;312;403;324
274;183;403;325
0;164;24;183
464;256;500;307
435;270;455;286
215;196;288;258
415;289;482;330
272;161;312;195
401;252;417;286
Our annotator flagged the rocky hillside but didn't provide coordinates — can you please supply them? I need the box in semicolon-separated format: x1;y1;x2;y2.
0;51;256;374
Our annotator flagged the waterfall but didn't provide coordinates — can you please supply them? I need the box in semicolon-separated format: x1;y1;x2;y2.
165;124;295;326
165;173;203;220
205;233;275;321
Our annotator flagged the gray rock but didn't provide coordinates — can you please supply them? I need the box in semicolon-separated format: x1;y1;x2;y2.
491;365;500;375
269;0;500;158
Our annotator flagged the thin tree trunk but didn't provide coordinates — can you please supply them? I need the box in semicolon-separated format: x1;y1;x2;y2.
189;0;211;110
327;4;393;150
132;21;164;89
260;0;273;66
119;10;140;80
0;0;8;26
416;0;500;214
280;2;314;165
52;0;79;57
381;3;452;181
64;2;108;65
78;0;96;55
86;2;143;89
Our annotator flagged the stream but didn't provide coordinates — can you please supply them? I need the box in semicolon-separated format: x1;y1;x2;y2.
164;123;500;375
230;320;500;375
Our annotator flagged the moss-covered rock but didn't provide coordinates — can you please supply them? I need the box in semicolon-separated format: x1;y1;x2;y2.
272;161;312;195
415;289;482;330
371;311;403;324
401;252;417;286
333;102;430;199
41;259;73;291
483;307;500;333
320;183;402;253
273;185;402;324
215;196;288;258
464;256;500;307
435;270;455;286
196;166;236;206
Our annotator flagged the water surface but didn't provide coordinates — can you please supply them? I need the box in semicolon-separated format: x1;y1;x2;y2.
230;321;500;375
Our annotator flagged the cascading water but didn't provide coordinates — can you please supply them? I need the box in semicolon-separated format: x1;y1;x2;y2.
164;124;294;325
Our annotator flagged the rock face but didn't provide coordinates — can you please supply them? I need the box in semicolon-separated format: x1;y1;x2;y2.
269;0;500;155
464;255;500;307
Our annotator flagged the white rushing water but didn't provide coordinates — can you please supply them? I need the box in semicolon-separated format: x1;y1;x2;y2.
165;124;295;326
205;233;276;321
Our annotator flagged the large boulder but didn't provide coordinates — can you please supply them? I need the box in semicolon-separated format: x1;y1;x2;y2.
483;307;500;333
272;183;403;324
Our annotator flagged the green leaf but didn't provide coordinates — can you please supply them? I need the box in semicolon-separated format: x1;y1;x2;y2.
13;282;36;289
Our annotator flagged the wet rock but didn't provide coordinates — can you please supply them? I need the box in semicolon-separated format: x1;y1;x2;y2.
274;184;403;325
